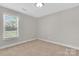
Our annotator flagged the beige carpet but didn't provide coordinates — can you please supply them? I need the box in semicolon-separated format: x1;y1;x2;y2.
0;39;79;56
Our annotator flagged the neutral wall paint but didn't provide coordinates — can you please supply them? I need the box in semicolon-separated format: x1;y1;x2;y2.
0;6;36;47
1;5;79;49
38;6;79;48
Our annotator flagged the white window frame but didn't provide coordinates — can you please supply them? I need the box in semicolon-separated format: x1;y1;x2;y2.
3;14;19;39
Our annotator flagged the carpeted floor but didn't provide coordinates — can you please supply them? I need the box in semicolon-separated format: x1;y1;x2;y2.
0;39;79;56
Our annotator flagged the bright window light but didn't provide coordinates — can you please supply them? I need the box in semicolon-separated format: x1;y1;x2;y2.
3;14;19;39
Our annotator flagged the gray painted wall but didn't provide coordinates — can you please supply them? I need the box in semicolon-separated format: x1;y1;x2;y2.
1;5;79;49
38;6;79;48
0;6;36;47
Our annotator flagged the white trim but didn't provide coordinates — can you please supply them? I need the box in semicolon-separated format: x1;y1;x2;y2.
0;38;36;49
3;14;5;39
38;38;79;50
1;38;79;50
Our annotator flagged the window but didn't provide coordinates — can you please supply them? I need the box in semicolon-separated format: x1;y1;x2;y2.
3;14;19;39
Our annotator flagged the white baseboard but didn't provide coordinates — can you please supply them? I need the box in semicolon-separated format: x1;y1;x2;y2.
1;38;79;50
38;38;79;50
0;38;36;49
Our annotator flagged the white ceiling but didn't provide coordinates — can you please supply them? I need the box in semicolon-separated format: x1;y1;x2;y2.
0;3;79;18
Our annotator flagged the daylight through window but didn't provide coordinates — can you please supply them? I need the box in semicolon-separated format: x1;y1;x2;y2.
3;14;19;38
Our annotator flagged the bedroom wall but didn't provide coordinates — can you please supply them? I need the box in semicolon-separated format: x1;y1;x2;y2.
0;6;36;48
38;6;79;49
1;4;79;49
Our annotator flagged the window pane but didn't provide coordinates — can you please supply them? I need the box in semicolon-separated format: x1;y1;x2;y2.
3;15;19;38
